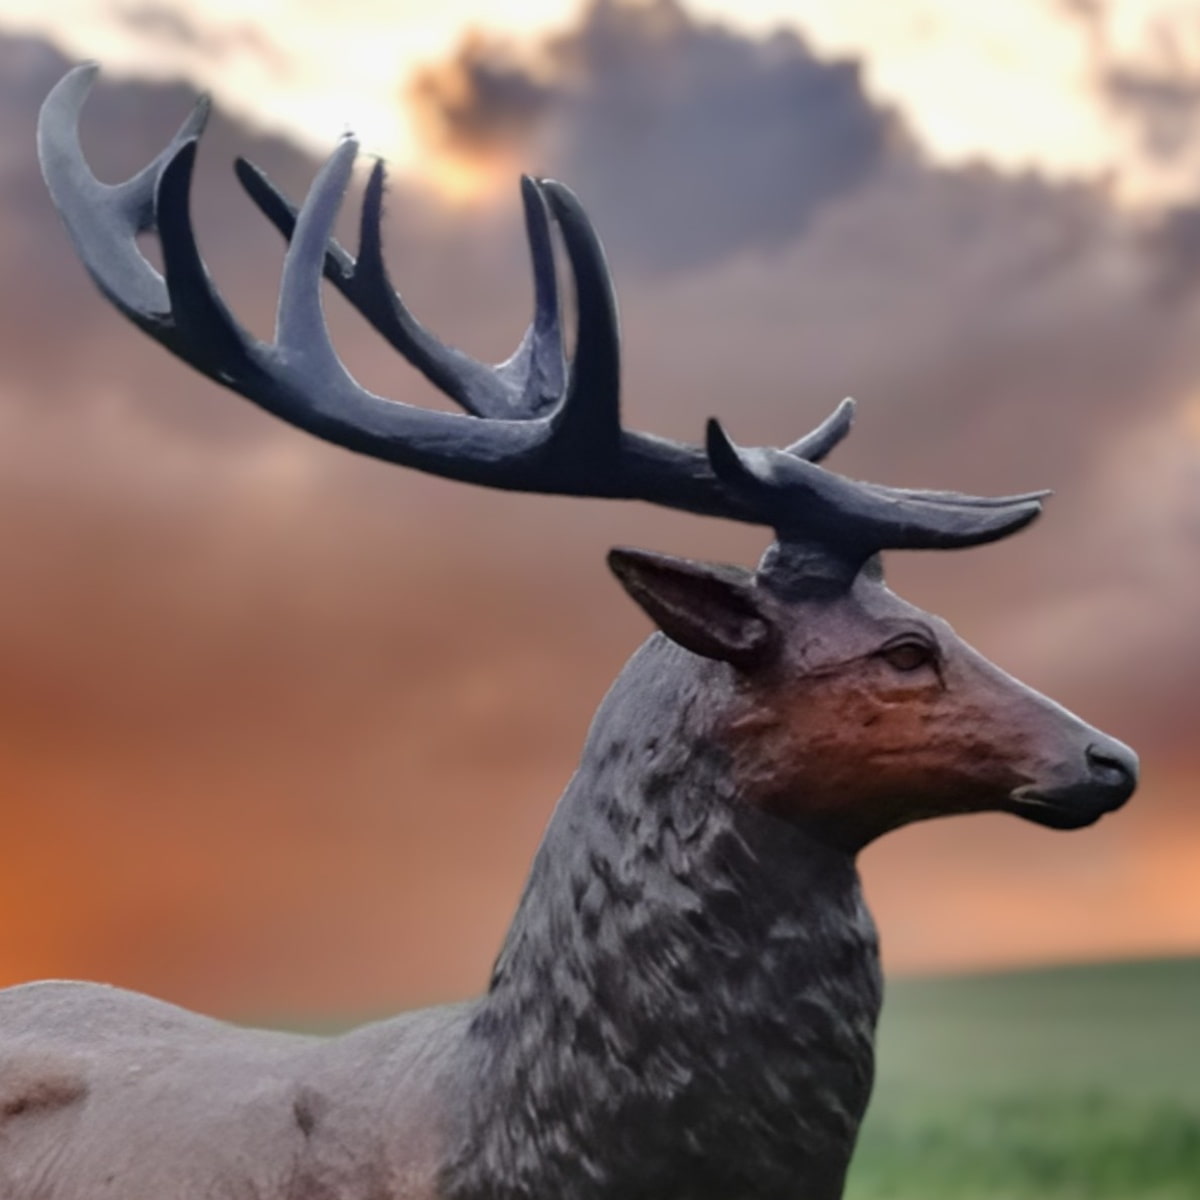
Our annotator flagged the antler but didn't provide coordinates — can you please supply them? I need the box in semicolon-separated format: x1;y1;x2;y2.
235;159;566;422
38;64;1045;569
705;421;1048;554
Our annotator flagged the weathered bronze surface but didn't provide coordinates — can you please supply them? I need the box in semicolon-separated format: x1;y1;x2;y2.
0;64;1137;1200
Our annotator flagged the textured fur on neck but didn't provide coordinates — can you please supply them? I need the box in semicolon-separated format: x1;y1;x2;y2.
441;637;882;1200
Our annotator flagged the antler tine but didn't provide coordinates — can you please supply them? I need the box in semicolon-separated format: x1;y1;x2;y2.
870;482;1051;509
539;181;623;461
155;140;258;379
492;177;567;416
235;158;565;421
777;399;1047;509
233;154;355;283
785;396;855;463
37;63;210;329
274;136;358;360
41;67;257;383
706;420;1045;553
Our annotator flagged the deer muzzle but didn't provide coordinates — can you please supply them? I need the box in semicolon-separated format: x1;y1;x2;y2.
1007;732;1138;830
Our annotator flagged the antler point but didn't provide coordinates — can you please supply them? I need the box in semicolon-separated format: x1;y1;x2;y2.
705;417;742;469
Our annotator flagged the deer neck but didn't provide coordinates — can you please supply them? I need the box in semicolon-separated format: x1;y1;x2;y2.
441;637;883;1200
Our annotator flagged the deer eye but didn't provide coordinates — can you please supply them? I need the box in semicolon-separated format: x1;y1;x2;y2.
877;638;937;673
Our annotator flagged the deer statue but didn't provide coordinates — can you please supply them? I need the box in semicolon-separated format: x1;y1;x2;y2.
1;64;1137;1200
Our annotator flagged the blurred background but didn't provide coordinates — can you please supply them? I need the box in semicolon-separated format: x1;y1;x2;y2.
0;0;1197;1194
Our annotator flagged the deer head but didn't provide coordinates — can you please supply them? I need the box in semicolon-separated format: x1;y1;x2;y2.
38;65;1136;858
608;543;1135;852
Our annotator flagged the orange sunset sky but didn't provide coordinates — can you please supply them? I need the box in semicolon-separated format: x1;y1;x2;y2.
0;0;1198;1018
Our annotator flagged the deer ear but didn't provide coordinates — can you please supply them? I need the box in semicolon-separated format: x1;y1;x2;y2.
607;547;778;669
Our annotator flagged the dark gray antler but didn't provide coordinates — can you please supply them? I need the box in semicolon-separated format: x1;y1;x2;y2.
236;158;567;422
705;421;1048;554
38;64;1045;570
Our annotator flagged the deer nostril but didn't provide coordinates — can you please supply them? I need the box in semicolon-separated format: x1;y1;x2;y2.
1085;742;1138;799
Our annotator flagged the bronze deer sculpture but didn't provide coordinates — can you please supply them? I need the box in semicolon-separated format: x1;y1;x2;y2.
2;64;1137;1200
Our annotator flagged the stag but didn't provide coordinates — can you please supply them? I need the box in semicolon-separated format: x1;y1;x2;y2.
2;64;1137;1200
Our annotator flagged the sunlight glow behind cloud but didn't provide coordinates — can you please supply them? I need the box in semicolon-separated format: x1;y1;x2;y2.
3;0;1200;205
0;0;582;167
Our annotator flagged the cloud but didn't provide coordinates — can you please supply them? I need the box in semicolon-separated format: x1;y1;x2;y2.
117;4;216;51
1104;66;1200;163
1060;0;1200;198
410;0;902;271
114;3;289;71
409;30;557;159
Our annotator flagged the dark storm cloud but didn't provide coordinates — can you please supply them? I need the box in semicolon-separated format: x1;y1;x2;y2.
411;0;901;271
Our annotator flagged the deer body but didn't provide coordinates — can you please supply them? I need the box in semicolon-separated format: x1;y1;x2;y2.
6;65;1139;1200
0;981;462;1196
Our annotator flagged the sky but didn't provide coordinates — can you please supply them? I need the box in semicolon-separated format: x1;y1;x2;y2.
0;0;1197;1017
6;0;1200;196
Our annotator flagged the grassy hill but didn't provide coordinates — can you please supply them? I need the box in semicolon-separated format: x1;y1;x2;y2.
846;957;1200;1199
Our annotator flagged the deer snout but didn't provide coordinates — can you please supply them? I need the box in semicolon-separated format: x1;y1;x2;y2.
1007;727;1138;831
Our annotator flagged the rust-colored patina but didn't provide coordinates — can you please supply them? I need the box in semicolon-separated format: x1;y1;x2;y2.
0;64;1137;1200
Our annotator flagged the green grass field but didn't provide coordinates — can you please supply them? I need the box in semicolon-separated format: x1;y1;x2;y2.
845;957;1200;1199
